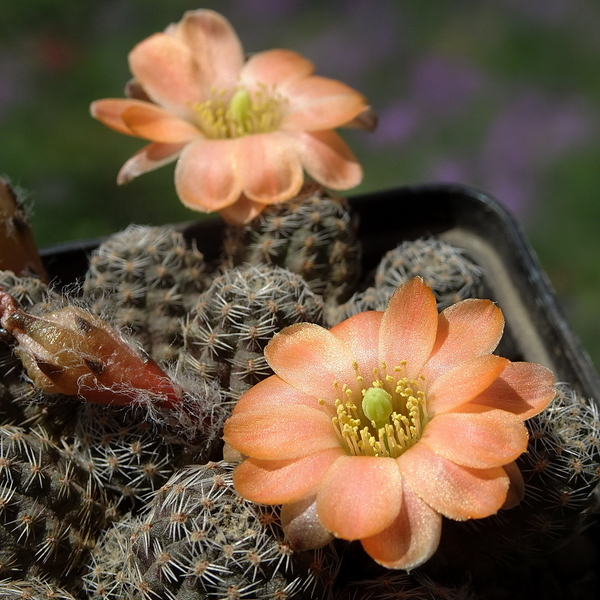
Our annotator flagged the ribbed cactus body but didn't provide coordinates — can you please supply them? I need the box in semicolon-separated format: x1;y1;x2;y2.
0;424;109;587
180;264;324;400
336;237;484;322
83;226;208;364
69;394;227;511
0;578;78;600
222;185;362;301
0;271;49;309
84;462;338;600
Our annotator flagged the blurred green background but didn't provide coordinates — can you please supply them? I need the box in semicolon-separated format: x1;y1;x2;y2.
1;0;600;370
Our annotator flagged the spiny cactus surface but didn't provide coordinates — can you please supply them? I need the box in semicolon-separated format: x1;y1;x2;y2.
69;385;229;512
335;237;484;322
0;424;110;588
84;462;339;600
0;577;79;600
180;264;324;400
83;225;208;364
222;184;362;301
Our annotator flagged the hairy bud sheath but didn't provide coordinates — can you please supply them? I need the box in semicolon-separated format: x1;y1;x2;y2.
0;291;180;407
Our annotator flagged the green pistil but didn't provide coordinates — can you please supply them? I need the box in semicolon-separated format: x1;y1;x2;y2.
193;85;284;139
362;387;393;430
228;88;252;124
332;363;429;459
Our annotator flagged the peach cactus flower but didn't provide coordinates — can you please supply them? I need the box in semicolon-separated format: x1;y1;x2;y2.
223;277;556;570
90;9;373;224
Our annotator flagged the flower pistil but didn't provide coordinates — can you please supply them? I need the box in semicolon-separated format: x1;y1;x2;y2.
329;361;429;459
193;85;285;139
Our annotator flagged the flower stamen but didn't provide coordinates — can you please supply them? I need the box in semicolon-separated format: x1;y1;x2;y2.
193;84;286;139
331;362;429;459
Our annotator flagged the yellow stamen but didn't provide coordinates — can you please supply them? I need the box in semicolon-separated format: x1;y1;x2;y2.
329;362;429;459
192;84;285;139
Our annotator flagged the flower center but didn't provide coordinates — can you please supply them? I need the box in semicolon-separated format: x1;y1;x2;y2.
192;86;285;139
327;361;429;459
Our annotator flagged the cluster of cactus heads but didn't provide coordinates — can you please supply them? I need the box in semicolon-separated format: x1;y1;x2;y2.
83;225;208;364
0;185;598;599
84;462;338;600
222;184;362;302
0;424;111;587
335;236;484;322
179;264;325;400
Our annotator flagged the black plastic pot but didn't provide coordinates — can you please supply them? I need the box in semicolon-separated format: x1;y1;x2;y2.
40;183;600;403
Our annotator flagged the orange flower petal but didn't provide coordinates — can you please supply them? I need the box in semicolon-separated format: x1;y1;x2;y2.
234;375;324;414
424;299;504;381
265;322;360;403
293;130;363;190
472;362;555;419
90;98;151;137
223;404;339;460
174;9;244;93
316;455;403;539
427;354;509;416
129;33;202;119
501;461;525;509
241;48;314;87
330;311;383;383
218;194;266;225
236;133;304;204
117;142;185;185
121;103;199;144
232;448;343;505
398;443;509;520
282;76;368;131
175;138;241;212
361;479;442;570
379;277;438;379
421;407;529;468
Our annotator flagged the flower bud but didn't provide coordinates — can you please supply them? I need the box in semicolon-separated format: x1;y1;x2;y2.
0;291;180;407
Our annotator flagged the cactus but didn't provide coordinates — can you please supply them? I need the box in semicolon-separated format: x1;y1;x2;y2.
222;184;362;301
0;424;110;589
0;270;50;309
83;225;208;364
83;462;339;600
344;572;476;600
335;237;484;322
179;264;324;400
68;380;228;512
0;578;79;600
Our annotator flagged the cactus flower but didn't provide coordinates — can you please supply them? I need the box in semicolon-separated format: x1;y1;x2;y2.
223;278;556;570
90;9;374;224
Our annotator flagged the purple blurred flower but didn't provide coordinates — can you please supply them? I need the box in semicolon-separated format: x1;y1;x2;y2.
411;54;484;115
371;101;420;147
482;92;594;169
428;159;470;184
480;92;597;217
370;54;484;148
299;2;399;82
